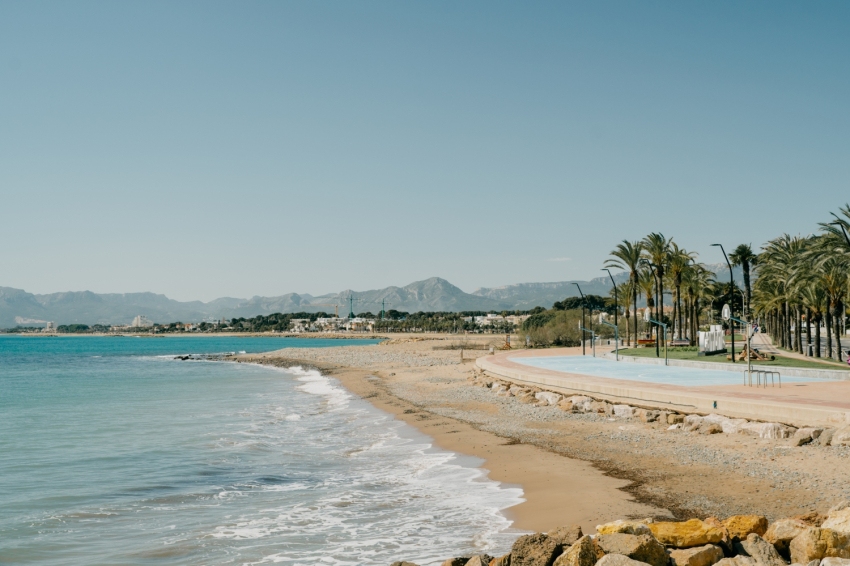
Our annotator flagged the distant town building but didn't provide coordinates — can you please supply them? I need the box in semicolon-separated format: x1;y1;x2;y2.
131;315;154;328
42;321;55;333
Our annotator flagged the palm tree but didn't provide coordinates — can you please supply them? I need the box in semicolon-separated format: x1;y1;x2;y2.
667;244;697;340
729;244;759;318
638;267;656;340
642;233;671;355
605;240;644;348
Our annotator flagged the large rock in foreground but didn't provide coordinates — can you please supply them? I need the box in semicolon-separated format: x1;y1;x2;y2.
596;533;668;566
668;544;725;566
548;525;584;547
789;528;850;564
510;533;561;566
724;516;769;540
650;519;727;548
464;555;493;566
553;535;603;566
734;533;787;566
490;554;512;566
597;520;652;536
765;519;810;558
823;502;850;535
595;554;653;566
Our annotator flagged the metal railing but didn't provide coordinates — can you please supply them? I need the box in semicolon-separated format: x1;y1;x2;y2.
744;369;781;388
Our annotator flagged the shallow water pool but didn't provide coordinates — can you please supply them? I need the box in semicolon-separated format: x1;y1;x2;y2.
512;355;818;387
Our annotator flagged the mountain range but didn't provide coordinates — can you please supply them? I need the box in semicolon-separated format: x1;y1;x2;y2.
0;266;743;327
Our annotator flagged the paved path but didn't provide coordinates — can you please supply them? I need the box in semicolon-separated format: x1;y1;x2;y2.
478;347;850;428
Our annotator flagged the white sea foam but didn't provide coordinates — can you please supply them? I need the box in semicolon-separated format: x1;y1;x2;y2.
206;363;526;565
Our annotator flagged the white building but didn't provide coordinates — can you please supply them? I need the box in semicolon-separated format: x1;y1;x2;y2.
132;315;154;328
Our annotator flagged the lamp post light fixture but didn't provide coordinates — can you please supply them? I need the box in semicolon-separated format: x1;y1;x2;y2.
602;268;619;346
712;243;736;363
573;282;587;356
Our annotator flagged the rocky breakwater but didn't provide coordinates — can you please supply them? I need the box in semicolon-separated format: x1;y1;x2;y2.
469;372;850;448
391;502;850;566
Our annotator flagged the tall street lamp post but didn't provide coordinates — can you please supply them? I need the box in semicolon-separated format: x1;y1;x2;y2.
712;243;735;363
573;283;587;356
602;268;619;346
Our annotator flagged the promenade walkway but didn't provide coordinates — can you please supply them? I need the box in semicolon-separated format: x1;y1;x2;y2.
478;347;850;428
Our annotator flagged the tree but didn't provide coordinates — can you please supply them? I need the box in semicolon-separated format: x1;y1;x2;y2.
605;240;643;347
642;233;671;355
729;244;759;318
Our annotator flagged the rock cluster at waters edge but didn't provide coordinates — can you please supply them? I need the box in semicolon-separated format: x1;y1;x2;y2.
470;372;850;446
391;502;850;566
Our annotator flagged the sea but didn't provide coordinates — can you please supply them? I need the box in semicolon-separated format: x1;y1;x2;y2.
0;335;523;566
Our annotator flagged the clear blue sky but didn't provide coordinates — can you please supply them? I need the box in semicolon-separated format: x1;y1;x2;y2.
2;1;848;301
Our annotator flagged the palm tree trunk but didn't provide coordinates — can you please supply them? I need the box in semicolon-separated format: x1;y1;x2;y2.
815;315;822;357
676;284;683;340
826;306;833;359
632;276;638;348
805;308;812;356
835;301;844;362
795;306;803;354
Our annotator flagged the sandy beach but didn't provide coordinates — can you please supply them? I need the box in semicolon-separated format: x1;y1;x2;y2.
234;335;850;534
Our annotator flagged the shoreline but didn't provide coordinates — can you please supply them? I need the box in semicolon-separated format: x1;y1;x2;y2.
229;337;850;530
233;348;670;534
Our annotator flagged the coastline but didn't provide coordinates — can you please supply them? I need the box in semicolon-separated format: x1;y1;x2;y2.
233;338;670;534
232;335;850;532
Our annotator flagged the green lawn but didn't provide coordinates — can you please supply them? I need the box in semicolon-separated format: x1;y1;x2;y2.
617;347;850;371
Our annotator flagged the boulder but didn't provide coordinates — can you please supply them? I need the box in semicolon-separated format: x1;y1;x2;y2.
594;554;653;566
391;562;420;566
720;419;750;435
553;535;603;566
510;533;561;566
701;423;723;435
734;533;787;566
558;400;575;412
668;414;685;425
509;386;527;396
765;519;810;558
684;415;705;431
715;558;757;566
490;555;512;566
595;533;668;566
739;422;797;439
668;544;725;566
614;405;635;418
789;528;850;564
536;391;563;406
548;525;584;547
650;519;727;548
823;502;850;534
442;559;471;566
640;410;661;423
464;555;493;566
819;429;836;446
724;516;769;540
820;559;850;566
794;512;826;527
567;396;594;412
518;393;539;404
596;520;652;536
831;426;850;447
590;400;611;414
793;428;824;447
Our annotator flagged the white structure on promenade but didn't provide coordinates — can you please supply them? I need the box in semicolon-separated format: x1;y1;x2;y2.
698;324;725;354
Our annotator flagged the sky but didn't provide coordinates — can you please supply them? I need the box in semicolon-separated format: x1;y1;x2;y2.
2;1;849;302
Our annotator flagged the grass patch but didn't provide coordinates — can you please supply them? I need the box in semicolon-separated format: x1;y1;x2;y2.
618;347;850;371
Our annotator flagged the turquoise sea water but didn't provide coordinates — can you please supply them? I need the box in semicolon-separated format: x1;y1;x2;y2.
0;336;522;565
